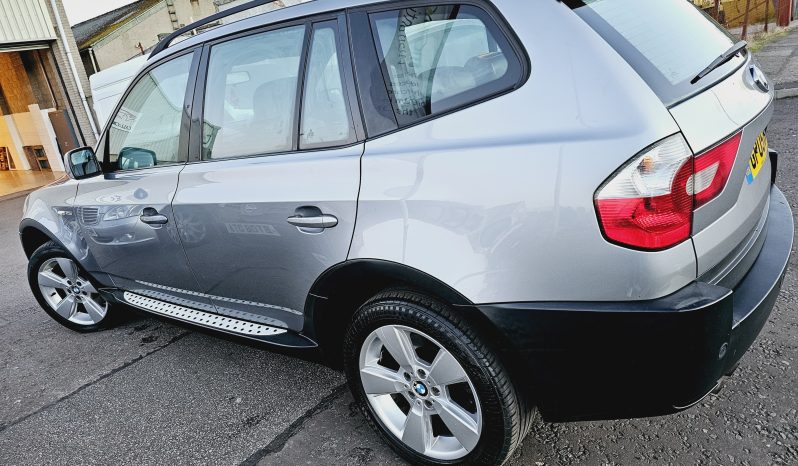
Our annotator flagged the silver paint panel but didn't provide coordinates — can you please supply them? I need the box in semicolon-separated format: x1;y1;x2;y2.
172;145;363;331
349;0;695;303
669;57;774;276
71;166;214;309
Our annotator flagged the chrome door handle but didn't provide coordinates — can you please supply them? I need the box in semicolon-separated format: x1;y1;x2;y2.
140;207;168;225
286;214;338;229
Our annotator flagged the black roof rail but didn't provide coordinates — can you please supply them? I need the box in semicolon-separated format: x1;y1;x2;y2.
150;0;289;58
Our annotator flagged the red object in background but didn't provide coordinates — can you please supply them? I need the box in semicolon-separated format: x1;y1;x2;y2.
777;0;793;26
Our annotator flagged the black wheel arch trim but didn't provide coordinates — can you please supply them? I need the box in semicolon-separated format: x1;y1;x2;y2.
19;218;68;259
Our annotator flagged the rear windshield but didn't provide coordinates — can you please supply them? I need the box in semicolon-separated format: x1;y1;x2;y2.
568;0;746;106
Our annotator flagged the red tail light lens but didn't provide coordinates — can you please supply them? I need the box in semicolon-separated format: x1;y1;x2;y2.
595;135;694;250
595;132;742;251
691;132;742;208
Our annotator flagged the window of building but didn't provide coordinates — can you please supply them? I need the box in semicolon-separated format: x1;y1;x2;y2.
108;53;193;170
369;5;523;126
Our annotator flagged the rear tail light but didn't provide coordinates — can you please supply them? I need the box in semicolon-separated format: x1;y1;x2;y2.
595;132;741;251
692;132;742;208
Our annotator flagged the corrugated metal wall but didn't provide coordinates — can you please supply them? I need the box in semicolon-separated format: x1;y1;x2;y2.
0;0;55;44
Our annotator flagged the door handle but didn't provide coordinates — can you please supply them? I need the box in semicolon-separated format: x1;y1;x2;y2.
286;214;338;229
140;207;168;225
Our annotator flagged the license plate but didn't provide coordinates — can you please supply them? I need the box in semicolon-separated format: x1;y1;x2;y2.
746;132;768;184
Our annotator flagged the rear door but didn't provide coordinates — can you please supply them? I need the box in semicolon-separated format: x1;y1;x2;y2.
172;16;363;331
74;50;214;308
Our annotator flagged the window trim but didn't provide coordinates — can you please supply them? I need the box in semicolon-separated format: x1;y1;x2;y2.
346;0;530;140
99;47;201;174
188;12;363;164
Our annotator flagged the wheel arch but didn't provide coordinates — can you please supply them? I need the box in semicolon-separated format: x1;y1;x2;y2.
304;259;510;368
20;219;62;259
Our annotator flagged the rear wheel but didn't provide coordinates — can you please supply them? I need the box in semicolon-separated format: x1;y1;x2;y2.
343;290;533;465
28;241;114;332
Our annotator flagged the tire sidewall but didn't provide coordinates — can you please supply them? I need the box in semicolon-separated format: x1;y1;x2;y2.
28;242;110;333
344;295;514;465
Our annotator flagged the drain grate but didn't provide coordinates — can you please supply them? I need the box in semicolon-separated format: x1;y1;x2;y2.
123;292;286;337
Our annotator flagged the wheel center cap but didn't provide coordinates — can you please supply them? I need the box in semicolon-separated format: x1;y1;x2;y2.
413;381;428;397
70;286;81;295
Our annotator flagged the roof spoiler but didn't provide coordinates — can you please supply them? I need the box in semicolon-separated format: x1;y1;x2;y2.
149;0;293;58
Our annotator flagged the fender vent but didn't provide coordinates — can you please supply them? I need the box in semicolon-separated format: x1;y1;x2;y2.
80;207;100;225
123;291;286;336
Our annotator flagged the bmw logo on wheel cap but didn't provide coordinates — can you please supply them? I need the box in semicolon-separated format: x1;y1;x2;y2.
413;381;428;397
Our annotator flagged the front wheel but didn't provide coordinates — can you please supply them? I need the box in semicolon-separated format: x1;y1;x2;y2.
28;241;115;332
343;290;533;465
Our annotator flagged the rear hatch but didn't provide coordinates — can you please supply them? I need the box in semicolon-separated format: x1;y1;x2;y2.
569;0;774;283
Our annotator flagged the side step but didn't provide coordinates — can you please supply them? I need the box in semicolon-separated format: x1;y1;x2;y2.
117;291;316;348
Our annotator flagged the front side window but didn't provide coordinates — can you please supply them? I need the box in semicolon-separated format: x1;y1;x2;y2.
202;25;306;160
108;53;193;170
370;4;523;126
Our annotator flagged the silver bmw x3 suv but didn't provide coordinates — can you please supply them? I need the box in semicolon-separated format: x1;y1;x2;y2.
19;0;793;464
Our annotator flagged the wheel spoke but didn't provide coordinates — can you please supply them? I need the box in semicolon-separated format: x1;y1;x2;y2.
429;349;467;386
55;258;78;281
82;296;106;323
401;404;432;454
54;296;77;320
38;271;69;290
434;397;480;452
376;326;417;368
360;366;404;395
81;281;98;294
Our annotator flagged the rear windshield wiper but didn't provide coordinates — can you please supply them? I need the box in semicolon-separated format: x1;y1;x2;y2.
691;40;747;84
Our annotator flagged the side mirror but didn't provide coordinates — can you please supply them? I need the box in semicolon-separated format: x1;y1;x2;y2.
64;147;101;179
118;147;157;170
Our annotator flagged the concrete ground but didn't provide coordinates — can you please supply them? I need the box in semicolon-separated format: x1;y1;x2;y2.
0;171;64;200
0;99;796;465
754;25;798;98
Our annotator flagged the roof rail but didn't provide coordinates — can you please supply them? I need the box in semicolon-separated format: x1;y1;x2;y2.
150;0;288;58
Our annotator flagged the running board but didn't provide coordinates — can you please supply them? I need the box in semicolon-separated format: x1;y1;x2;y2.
115;291;316;348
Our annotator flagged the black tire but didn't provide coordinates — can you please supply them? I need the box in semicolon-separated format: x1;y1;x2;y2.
343;290;535;465
28;241;116;333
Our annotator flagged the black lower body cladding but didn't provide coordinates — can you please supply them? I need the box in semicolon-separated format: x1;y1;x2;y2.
479;186;793;422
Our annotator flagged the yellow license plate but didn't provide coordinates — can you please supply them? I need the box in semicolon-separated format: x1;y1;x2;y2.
746;132;768;184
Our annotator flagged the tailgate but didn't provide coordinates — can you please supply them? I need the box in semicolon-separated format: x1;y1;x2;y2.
670;55;774;279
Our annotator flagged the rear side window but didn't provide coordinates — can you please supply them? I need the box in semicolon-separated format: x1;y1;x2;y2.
369;4;523;126
570;0;744;105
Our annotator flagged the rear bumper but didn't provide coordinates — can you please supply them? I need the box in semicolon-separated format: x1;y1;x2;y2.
479;185;793;422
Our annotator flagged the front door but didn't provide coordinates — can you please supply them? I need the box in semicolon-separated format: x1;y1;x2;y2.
173;18;362;331
74;50;211;309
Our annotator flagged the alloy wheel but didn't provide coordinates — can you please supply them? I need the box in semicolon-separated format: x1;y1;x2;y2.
37;257;108;326
359;324;482;461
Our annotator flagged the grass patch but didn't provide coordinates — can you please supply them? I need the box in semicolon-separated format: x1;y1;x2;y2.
748;26;793;52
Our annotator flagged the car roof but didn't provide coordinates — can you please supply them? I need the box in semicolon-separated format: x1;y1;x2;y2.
147;0;381;65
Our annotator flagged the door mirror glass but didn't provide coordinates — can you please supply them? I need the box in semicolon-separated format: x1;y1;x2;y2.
65;147;101;179
118;147;157;170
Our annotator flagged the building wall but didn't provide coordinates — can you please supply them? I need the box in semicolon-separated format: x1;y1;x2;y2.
173;0;218;27
46;0;98;148
0;0;55;43
91;3;173;70
0;0;98;173
88;0;217;72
